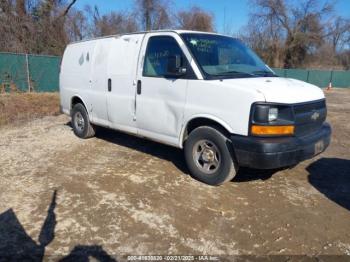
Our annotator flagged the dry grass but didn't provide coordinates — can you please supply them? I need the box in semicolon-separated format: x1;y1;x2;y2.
0;92;60;127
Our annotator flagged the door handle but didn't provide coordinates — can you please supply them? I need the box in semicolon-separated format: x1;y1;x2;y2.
108;78;112;92
137;80;142;95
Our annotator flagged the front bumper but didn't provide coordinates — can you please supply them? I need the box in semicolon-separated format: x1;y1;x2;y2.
230;123;331;169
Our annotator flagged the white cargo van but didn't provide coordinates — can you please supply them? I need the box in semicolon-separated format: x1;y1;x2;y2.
60;30;331;185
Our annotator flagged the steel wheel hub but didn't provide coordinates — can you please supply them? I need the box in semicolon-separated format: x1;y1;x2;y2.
193;139;221;175
74;112;85;132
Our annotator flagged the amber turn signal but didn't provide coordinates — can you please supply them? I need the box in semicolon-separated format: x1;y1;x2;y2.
251;125;295;136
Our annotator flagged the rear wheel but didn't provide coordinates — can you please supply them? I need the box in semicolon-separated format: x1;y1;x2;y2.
184;126;238;185
71;103;96;139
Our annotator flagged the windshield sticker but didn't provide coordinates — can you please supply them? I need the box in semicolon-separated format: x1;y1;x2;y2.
190;39;198;46
191;39;217;53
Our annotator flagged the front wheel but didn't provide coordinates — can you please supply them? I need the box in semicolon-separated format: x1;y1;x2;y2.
71;103;96;139
184;126;238;186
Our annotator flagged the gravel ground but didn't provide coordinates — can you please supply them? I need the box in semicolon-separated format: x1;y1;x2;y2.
0;89;349;260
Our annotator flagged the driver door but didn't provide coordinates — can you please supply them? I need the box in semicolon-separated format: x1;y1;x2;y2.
135;33;195;146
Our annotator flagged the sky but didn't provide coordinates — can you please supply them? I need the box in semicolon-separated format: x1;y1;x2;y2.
75;0;350;34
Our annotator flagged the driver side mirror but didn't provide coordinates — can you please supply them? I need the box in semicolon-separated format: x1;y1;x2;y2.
166;55;187;77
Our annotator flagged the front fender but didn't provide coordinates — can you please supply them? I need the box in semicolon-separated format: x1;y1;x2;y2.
179;114;234;148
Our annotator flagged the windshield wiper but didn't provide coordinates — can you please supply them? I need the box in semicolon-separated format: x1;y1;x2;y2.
211;71;255;77
252;70;277;77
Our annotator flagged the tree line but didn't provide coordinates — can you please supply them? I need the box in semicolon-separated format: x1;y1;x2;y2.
0;0;349;69
0;0;214;56
240;0;350;69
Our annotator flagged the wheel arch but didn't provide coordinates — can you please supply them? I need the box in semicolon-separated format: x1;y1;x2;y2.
180;115;233;148
71;95;88;115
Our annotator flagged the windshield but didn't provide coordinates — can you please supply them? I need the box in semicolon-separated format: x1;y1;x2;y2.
181;33;277;79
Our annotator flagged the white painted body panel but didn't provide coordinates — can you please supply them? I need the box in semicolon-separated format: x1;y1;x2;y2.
106;34;145;134
90;38;112;126
60;40;96;116
60;30;325;149
218;77;325;104
135;32;198;147
183;80;265;137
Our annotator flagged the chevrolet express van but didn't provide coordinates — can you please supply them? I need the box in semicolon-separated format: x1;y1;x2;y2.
60;30;331;185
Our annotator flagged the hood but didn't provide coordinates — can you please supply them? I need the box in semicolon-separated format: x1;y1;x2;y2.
217;77;325;104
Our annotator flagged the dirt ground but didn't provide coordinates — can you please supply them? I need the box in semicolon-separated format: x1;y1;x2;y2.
0;92;60;126
0;89;349;260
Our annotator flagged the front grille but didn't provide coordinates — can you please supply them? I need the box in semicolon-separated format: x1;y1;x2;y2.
293;100;327;137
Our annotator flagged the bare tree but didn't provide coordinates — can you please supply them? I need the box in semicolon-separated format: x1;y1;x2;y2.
0;0;77;55
85;5;138;37
176;6;214;32
244;0;335;68
339;50;350;70
239;13;284;67
66;9;88;41
16;0;26;16
136;0;172;31
33;0;78;55
326;17;350;52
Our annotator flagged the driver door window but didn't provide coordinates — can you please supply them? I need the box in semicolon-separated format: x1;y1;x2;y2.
143;36;186;78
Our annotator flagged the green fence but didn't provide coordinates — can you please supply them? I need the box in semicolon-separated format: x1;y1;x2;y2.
273;68;350;88
0;52;61;92
0;52;349;92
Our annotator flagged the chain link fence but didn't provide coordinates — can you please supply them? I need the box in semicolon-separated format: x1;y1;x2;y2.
0;52;349;92
273;68;350;88
0;52;61;93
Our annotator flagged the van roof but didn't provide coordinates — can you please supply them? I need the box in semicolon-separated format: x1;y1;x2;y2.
69;30;222;45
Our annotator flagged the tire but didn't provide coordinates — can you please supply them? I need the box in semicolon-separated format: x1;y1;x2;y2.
71;103;96;139
184;126;238;186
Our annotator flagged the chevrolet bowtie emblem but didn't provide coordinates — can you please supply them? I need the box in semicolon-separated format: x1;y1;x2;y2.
311;111;320;121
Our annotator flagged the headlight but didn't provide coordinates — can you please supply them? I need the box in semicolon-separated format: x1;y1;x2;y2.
268;108;278;122
251;103;295;136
